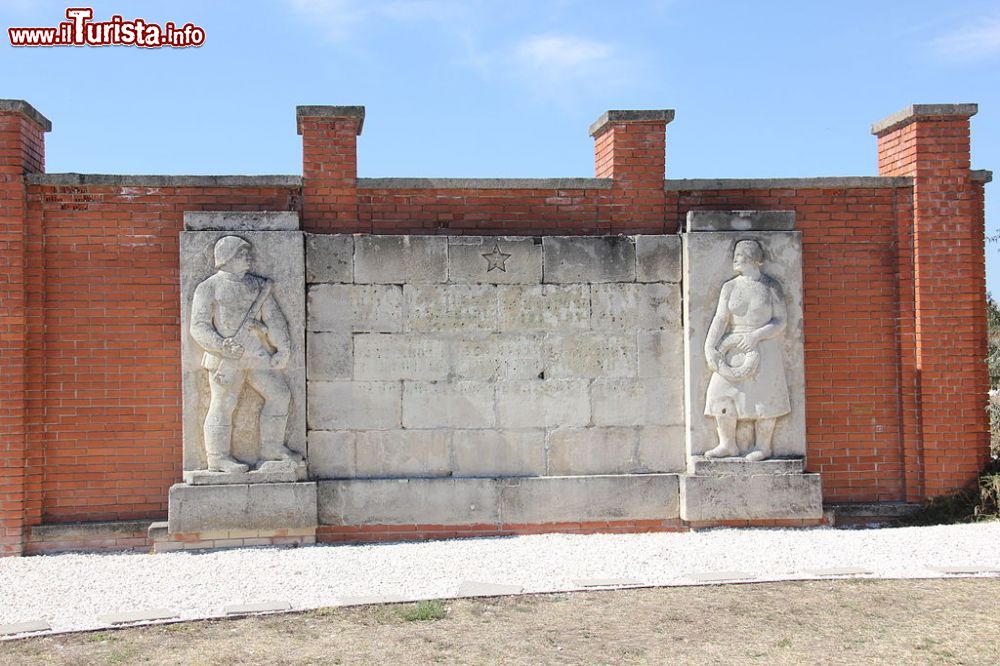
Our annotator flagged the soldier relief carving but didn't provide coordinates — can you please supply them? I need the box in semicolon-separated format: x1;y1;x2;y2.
190;236;304;473
703;239;790;461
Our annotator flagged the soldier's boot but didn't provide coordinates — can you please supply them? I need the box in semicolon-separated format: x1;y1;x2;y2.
258;415;303;463
204;425;249;473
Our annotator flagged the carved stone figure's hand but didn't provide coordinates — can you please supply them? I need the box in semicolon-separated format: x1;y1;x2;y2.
706;348;723;372
270;350;289;369
221;337;245;360
735;332;760;353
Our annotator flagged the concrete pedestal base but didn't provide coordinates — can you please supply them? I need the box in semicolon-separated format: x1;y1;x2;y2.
679;470;822;522
167;482;318;533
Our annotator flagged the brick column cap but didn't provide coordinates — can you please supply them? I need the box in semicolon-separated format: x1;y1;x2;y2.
871;103;977;136
296;105;365;135
0;99;52;132
589;109;675;137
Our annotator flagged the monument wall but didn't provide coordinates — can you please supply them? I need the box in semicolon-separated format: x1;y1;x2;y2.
0;99;991;555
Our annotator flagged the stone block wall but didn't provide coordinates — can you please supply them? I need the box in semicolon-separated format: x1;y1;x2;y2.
305;234;686;480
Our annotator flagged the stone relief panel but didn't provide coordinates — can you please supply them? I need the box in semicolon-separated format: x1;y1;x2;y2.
683;231;806;461
702;239;790;462
180;231;306;476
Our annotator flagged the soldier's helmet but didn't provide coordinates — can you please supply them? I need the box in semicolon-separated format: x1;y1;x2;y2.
214;236;251;269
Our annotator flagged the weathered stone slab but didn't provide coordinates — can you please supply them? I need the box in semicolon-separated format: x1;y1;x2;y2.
635;235;681;283
682;230;806;458
168;482;318;533
183;460;306;485
455;581;524;597
354;235;447;284
306;233;353;283
592;378;682;427
678;473;822;521
690;456;805;476
308;381;402;430
179;229;306;471
637;330;684;379
499;474;679;523
451;335;544;381
0;620;51;636
686;210;795;232
803;568;874;577
451;430;546;477
338;595;407;605
497;285;590;332
496;380;590;428
638;425;686;473
223;601;292;615
98;608;179;625
547;427;638;475
354;430;452;477
591;283;680;331
354;334;449;380
542;236;636;283
448;236;542;284
402;381;494;429
404;285;497;332
318;478;499;525
573;578;643;587
307;284;403;332
307;430;356;478
306;331;352;380
184;211;299;232
546;333;636;378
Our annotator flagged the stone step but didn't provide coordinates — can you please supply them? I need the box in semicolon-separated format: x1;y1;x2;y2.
689;456;804;476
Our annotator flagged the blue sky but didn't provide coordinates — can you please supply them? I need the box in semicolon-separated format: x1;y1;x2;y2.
3;0;998;291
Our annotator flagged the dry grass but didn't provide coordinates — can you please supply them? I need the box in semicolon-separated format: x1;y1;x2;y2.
2;578;999;664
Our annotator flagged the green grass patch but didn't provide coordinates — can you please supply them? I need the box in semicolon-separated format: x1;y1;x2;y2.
399;600;447;622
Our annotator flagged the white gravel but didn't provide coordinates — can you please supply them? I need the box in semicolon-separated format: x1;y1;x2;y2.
1;523;998;637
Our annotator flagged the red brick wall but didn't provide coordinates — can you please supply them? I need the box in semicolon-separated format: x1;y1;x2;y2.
875;111;990;498
0;104;990;551
0;109;46;555
24;182;298;524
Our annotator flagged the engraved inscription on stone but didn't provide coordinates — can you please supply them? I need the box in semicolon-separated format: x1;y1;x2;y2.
354;334;448;380
308;284;403;333
405;285;498;332
452;335;544;381
498;285;590;332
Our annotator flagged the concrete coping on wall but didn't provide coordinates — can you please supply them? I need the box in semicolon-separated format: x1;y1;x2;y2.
0;99;52;132
25;173;304;187
589;109;676;137
871;103;978;136
971;169;993;184
24;174;920;190
357;177;613;190
663;176;913;191
296;105;365;134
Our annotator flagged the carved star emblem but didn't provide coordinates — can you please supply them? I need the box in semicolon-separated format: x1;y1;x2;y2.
481;243;512;272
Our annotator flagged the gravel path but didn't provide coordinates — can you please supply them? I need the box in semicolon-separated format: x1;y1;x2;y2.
1;523;998;637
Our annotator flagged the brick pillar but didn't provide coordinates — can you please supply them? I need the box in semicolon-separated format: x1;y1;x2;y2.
0;100;49;556
873;103;990;498
590;109;674;234
297;105;364;233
